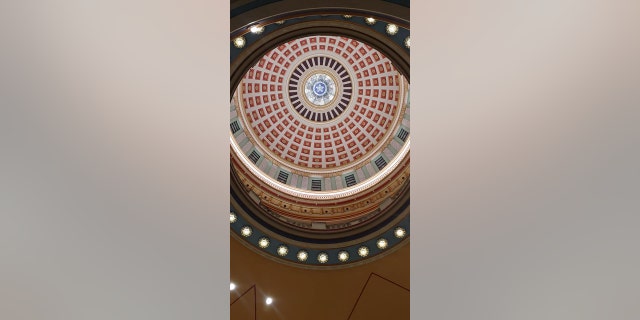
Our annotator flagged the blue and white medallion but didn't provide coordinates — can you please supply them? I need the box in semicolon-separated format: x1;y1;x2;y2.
304;73;336;106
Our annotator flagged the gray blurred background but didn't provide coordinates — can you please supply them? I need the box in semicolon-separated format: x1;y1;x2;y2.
1;1;638;319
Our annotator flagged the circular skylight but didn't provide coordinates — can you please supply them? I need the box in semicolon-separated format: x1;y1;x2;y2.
304;73;336;106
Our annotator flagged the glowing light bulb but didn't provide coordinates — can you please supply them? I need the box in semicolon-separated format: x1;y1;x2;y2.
386;24;399;35
233;37;246;48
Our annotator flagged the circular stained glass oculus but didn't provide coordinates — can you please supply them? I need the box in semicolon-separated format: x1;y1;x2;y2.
288;56;352;122
304;73;336;106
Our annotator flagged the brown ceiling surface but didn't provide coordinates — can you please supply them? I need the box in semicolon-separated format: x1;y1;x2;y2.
231;286;256;320
230;236;410;320
348;274;410;320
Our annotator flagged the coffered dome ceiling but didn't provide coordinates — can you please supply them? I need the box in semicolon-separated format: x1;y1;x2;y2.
230;14;409;267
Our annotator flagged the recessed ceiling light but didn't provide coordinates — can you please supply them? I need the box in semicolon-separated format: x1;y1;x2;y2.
233;36;246;48
230;283;236;290
249;25;264;34
275;20;285;25
258;237;270;248
265;297;273;305
404;36;410;49
240;226;252;237
277;245;288;256
365;17;376;25
386;24;399;35
394;227;406;238
338;251;349;262
297;250;308;262
230;213;237;223
377;238;388;249
317;252;329;263
343;15;352;19
358;246;369;257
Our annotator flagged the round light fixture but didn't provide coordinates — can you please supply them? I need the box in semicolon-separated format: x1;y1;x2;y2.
365;17;376;25
338;251;349;262
230;213;237;223
249;25;264;34
317;252;329;264
277;245;289;256
240;226;252;237
358;246;369;257
343;15;352;19
386;24;399;35
275;20;285;25
233;36;246;48
297;250;308;262
394;227;407;238
258;237;270;248
404;36;410;49
377;238;388;249
265;297;273;305
230;283;236;290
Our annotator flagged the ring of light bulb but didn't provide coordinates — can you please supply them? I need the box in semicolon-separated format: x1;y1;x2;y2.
338;251;350;262
240;226;252;237
386;24;399;35
297;250;308;262
394;227;406;238
249;25;264;34
317;252;329;264
233;36;245;48
277;245;289;256
258;237;270;248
